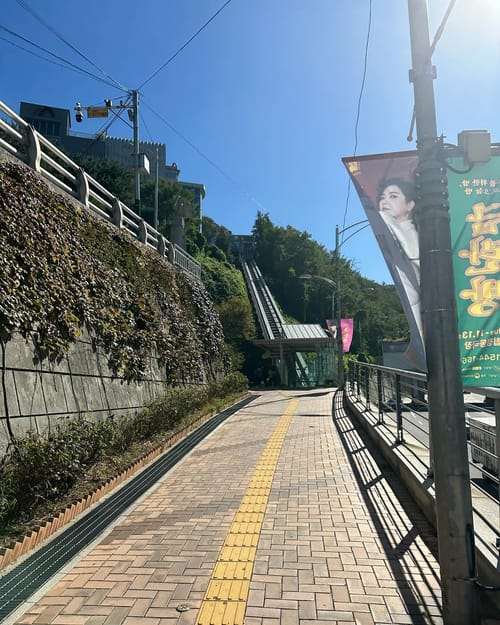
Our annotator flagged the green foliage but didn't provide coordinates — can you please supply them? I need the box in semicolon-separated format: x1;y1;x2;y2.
199;255;247;305
140;178;195;233
0;161;226;382
252;211;410;359
217;297;256;345
72;155;134;207
0;373;248;530
0;418;116;523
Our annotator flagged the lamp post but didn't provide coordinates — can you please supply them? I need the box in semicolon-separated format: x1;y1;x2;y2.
299;274;337;386
299;274;335;320
335;220;370;389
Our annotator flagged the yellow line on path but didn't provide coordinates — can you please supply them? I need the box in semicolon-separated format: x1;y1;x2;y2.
195;398;299;625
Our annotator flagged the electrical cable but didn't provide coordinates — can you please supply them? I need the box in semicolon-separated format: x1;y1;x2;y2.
138;0;233;90
142;98;268;213
341;0;372;241
15;0;128;92
0;25;120;90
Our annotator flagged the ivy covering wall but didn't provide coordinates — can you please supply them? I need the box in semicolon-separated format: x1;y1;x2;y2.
0;160;228;384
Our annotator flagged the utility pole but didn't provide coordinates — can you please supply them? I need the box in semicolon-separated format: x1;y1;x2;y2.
407;1;479;622
132;89;141;215
154;147;159;229
74;92;144;216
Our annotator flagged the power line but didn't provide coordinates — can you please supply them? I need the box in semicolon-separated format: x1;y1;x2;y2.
138;0;233;90
0;25;120;90
15;0;128;92
141;98;268;213
341;0;372;239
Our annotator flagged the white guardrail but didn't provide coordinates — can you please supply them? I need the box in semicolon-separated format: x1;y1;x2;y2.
0;99;201;280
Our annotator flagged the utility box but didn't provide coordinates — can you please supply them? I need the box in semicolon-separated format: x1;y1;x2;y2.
458;130;491;164
131;153;150;175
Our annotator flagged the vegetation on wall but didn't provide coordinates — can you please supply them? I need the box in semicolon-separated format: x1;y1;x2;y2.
0;160;227;383
0;373;247;537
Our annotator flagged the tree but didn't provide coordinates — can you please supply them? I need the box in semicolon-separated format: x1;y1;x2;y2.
72;156;134;207
140;179;195;235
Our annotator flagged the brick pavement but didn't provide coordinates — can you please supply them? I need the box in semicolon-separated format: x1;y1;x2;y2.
7;389;443;625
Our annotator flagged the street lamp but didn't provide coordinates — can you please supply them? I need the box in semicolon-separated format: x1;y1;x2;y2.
299;274;338;386
299;274;336;320
335;220;369;389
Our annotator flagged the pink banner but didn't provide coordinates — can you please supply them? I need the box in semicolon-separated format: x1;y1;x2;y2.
341;318;354;352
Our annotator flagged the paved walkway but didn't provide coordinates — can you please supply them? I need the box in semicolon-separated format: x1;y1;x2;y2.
7;389;443;625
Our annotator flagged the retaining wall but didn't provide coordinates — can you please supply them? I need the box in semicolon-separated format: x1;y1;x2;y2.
0;330;167;456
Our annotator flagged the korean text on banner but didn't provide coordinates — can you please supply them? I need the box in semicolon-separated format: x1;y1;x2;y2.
448;156;500;387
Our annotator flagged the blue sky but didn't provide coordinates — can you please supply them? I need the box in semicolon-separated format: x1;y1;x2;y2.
1;0;500;284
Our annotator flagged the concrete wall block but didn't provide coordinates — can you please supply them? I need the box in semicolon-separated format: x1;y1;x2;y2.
57;374;82;416
66;373;90;415
79;375;106;413
4;334;36;370
37;372;69;419
66;338;98;377
11;369;45;417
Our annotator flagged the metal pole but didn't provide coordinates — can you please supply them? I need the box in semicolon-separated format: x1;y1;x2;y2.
335;225;344;389
154;147;159;229
132;89;141;215
408;1;479;622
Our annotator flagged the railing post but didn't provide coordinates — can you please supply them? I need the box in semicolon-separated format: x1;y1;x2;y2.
138;218;147;244
364;366;370;411
112;197;123;229
496;398;500;549
396;374;404;443
356;363;361;400
25;124;41;172
377;369;383;424
75;168;90;207
157;235;167;258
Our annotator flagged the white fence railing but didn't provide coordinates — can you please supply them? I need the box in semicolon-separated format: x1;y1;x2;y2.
0;99;201;280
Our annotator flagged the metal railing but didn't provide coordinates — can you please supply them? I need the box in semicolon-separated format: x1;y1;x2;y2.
242;260;284;341
346;359;500;552
0;99;201;280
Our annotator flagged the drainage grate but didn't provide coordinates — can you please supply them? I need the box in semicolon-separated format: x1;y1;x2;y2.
0;395;256;622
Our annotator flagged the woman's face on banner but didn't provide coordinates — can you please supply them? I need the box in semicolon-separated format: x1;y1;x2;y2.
378;184;415;222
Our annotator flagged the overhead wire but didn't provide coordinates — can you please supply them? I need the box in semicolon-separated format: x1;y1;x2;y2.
142;98;268;213
341;0;372;240
15;0;128;92
138;0;233;90
0;25;120;90
4;0;267;217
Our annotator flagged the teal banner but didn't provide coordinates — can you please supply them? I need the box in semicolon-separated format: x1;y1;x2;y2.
448;156;500;387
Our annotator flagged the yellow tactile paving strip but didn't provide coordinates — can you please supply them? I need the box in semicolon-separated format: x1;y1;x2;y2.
195;398;298;625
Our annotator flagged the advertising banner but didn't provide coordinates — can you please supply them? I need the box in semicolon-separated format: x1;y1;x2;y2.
342;150;499;386
341;318;354;353
342;151;425;370
326;319;354;352
447;157;500;387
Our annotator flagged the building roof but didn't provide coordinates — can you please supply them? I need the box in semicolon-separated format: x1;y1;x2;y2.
282;324;330;340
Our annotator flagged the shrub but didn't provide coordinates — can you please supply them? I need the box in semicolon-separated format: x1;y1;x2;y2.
0;373;248;531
